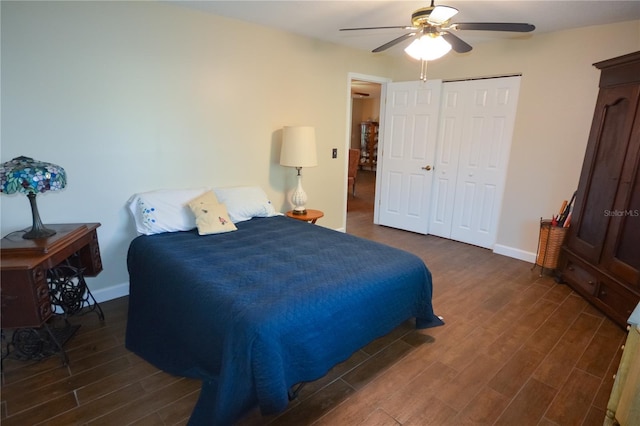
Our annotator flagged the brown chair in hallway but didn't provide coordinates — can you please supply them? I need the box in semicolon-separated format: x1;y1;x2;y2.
348;148;360;198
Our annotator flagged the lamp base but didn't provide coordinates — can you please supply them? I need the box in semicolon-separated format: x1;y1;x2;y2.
23;192;57;240
290;169;309;216
23;226;56;240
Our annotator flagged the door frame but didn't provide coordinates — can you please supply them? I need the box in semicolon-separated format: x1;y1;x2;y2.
345;73;390;228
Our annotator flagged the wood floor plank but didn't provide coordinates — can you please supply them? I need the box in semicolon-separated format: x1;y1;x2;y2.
455;386;510;425
523;294;592;355
533;312;603;389
360;407;401;426
294;348;369;401
86;377;200;425
436;353;505;412
5;355;131;414
314;342;441;425
583;406;609;426
360;320;415;355
156;390;200;425
341;339;415;390
311;390;376;425
378;361;458;423
481;298;559;363
403;395;458;426
1;355;69;386
493;378;556;426
1;363;71;406
67;343;132;376
0;392;78;426
269;379;355;425
487;347;546;398
593;351;622;410
38;382;148;426
75;355;159;404
543;367;602;425
576;322;626;378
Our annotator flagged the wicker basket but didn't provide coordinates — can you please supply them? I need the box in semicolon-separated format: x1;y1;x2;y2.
535;219;568;269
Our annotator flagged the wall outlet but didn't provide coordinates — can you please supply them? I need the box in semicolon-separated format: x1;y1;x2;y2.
332;148;338;159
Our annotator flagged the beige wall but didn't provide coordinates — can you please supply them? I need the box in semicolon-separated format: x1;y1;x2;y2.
391;20;640;260
0;1;396;298
1;0;638;299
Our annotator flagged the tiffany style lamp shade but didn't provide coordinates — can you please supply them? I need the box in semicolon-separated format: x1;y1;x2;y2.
0;156;67;239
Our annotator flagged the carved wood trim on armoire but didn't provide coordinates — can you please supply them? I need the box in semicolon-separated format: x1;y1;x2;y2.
558;51;640;329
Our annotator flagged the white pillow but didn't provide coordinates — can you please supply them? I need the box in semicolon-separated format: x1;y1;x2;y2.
127;188;209;235
213;186;278;223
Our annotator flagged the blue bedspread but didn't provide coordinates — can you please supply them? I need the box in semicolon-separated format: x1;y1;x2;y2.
125;216;443;425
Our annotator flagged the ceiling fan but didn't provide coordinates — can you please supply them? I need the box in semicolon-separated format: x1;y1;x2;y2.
340;0;535;78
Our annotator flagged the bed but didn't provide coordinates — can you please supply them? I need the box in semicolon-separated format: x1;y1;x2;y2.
124;187;443;425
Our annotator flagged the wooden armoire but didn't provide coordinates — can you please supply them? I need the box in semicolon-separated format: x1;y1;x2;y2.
558;51;640;329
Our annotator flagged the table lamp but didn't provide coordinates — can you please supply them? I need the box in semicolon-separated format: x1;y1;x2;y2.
280;126;317;215
0;156;67;239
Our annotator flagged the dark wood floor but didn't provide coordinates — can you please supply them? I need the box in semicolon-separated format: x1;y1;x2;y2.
1;170;627;425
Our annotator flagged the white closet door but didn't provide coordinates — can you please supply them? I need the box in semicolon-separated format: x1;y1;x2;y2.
377;80;442;234
430;76;521;249
429;83;465;239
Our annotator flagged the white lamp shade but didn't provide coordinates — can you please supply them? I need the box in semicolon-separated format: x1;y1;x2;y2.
280;126;318;168
404;34;452;61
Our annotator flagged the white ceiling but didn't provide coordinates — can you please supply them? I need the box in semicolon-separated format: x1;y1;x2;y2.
168;0;640;55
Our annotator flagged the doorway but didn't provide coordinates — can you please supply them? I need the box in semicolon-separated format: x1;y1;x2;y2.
347;76;384;221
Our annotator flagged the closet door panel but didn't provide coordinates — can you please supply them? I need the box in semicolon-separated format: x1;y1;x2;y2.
430;86;464;239
377;80;442;234
448;77;521;249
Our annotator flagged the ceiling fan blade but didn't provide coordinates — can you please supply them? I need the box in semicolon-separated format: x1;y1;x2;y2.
441;31;473;53
340;26;415;31
427;5;459;25
372;32;417;53
452;22;536;32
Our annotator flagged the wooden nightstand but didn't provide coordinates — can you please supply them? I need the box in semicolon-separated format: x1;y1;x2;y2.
285;209;324;224
1;223;104;364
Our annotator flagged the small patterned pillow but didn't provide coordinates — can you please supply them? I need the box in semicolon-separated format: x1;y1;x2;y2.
187;191;237;235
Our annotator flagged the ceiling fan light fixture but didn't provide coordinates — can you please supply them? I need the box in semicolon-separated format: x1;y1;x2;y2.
404;33;452;61
428;5;458;24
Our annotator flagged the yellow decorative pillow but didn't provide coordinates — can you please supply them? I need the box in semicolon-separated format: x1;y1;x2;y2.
187;191;237;235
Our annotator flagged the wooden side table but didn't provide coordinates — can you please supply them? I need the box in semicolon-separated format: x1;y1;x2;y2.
1;223;104;365
285;209;324;224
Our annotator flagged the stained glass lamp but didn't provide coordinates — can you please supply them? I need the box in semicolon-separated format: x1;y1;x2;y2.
0;156;67;239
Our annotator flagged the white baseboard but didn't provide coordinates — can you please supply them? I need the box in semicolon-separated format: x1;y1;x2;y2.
493;244;536;264
91;281;130;303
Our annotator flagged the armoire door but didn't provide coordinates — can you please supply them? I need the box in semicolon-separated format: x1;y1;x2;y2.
429;76;521;249
567;83;640;267
595;84;640;287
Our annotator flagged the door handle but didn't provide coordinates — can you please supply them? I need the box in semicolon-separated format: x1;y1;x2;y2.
421;165;432;171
